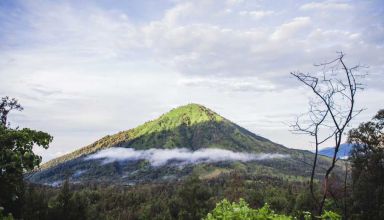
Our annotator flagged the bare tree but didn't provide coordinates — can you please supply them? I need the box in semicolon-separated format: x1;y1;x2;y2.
343;159;349;219
291;107;333;210
290;52;365;215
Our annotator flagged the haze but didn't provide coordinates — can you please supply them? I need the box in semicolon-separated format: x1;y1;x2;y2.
86;147;288;166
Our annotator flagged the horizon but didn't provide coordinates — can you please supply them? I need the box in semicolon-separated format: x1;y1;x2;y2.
1;0;383;162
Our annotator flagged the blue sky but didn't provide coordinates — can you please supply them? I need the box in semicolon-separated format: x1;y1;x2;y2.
1;0;383;162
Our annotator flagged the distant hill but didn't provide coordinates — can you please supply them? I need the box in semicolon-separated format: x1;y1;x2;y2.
318;143;354;159
27;103;341;186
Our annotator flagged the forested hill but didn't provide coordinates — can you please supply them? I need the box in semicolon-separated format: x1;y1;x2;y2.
28;103;338;185
40;103;290;169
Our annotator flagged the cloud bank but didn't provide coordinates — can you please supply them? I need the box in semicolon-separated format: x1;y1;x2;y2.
86;147;288;167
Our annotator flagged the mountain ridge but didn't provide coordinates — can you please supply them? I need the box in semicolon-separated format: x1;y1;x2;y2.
41;103;284;170
29;103;340;185
318;143;353;159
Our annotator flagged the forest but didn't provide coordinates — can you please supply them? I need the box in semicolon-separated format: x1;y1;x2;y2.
5;171;339;219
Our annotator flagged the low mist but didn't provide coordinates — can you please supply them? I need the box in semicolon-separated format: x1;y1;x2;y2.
86;147;289;166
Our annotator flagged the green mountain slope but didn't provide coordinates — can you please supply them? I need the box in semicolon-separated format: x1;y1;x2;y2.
29;104;340;185
42;104;287;169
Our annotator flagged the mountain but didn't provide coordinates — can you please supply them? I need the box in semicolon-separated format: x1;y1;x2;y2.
318;143;353;159
27;103;339;185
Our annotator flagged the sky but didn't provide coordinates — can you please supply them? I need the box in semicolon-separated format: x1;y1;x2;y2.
0;0;383;162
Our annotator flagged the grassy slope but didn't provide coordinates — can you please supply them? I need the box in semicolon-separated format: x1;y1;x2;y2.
41;104;216;168
41;104;287;169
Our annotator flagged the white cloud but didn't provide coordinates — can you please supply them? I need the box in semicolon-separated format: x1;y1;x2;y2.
86;147;288;166
226;0;244;6
178;76;276;92
300;2;352;11
271;17;311;40
239;10;274;19
163;2;194;25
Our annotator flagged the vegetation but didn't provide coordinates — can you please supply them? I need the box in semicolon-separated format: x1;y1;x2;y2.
41;103;292;170
348;109;384;219
0;97;52;218
204;199;341;220
21;173;342;220
204;199;292;220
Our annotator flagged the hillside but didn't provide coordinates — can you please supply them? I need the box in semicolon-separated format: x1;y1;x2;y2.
41;104;288;169
27;104;339;185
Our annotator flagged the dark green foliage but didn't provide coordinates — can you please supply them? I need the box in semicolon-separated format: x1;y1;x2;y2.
170;175;214;220
0;97;23;126
49;180;73;220
21;171;343;220
294;190;318;215
22;185;49;219
0;97;52;218
348;109;384;219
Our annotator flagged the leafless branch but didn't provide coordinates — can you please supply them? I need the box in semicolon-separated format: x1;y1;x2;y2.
290;52;365;216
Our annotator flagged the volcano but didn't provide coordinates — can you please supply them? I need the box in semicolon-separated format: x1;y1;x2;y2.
27;104;337;185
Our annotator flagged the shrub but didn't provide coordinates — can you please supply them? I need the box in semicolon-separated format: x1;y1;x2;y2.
204;199;291;220
205;199;341;220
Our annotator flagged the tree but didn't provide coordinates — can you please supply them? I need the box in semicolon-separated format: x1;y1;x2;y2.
169;175;213;220
290;52;364;215
348;109;384;219
0;97;23;127
48;180;78;220
0;97;52;217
